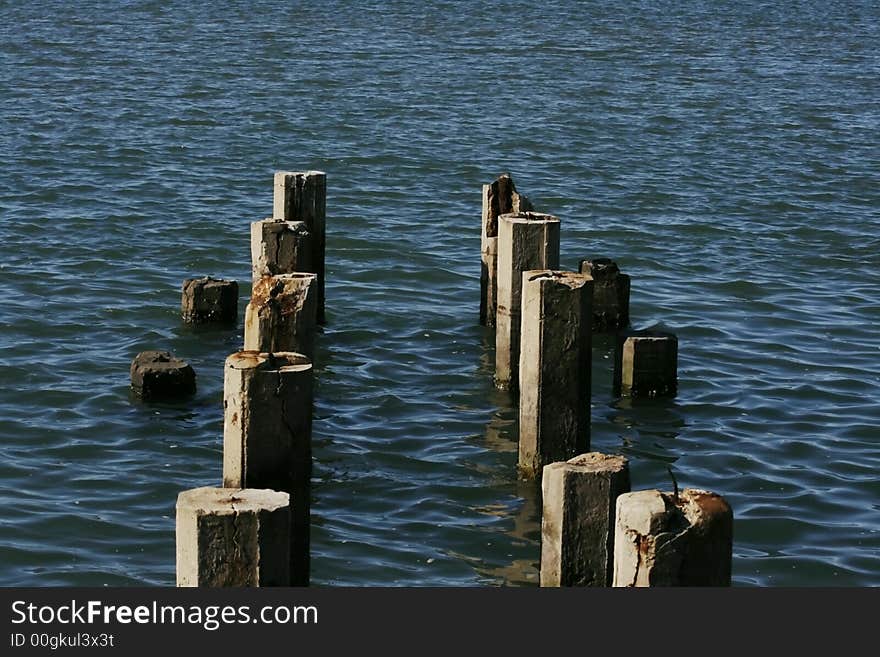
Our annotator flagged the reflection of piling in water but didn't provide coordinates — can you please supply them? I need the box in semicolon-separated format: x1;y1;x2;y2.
176;486;290;587
613;330;678;398
540;453;630;587
495;212;560;391
518;270;592;478
243;273;318;359
578;258;630;332
480;174;533;328
613;488;732;586
273;171;326;324
222;351;314;586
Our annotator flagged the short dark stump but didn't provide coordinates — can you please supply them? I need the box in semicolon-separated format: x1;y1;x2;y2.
181;277;238;324
130;350;196;400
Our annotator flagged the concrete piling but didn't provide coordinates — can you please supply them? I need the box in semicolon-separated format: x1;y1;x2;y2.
130;350;196;400
518;270;592;478
480;174;533;327
243;273;318;359
273;171;326;324
176;486;290;587
181;277;238;324
578;258;630;332
612;488;733;587
613;330;678;397
250;218;312;282
495;212;560;391
540;453;631;587
222;350;313;586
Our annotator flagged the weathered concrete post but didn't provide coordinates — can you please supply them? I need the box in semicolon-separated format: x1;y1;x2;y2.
181;277;238;324
519;270;592;478
223;350;313;586
273;171;326;324
250;218;312;282
480;174;533;327
130;351;196;400
578;258;630;332
541;453;631;587
612;488;733;587
613;330;678;397
495;212;560;390
243;273;318;359
176;486;290;587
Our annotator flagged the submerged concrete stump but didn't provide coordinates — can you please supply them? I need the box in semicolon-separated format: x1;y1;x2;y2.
243;273;318;359
613;330;678;397
612;488;733;587
480;173;533;327
578;258;631;332
541;453;631;587
130;350;196;400
273;171;326;324
519;270;592;478
223;351;313;586
250;218;312;282
181;277;238;324
176;486;290;587
495;212;560;391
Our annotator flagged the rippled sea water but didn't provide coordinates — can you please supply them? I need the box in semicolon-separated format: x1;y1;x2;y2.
1;1;878;586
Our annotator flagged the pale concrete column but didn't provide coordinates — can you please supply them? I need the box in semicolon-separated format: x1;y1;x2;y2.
578;258;631;332
519;270;592;478
181;277;238;324
613;330;678;397
250;218;312;282
612;488;733;587
540;453;630;587
273;171;326;324
495;212;560;390
480;173;533;327
223;350;313;586
176;486;290;587
243;273;318;359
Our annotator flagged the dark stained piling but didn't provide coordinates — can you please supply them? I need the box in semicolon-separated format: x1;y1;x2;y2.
176;487;291;587
250;218;312;282
181;277;238;324
540;453;631;587
613;330;678;397
130;350;196;400
578;258;630;332
222;351;313;587
518;270;592;478
480;173;533;327
273;171;326;324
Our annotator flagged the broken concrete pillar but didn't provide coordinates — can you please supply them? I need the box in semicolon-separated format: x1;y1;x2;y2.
273;171;326;324
612;488;733;587
480;173;533;327
519;270;592;478
243;273;318;359
223;350;313;586
130;350;196;400
541;453;630;587
613;330;678;397
578;258;630;332
176;486;290;587
495;212;560;390
181;277;238;324
250;218;312;282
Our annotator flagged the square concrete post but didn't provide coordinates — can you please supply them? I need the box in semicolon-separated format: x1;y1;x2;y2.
243;273;318;359
480;174;533;327
273;171;326;324
495;212;560;391
176;487;290;587
250;218;312;282
541;453;630;587
578;258;630;332
181;277;238;324
223;351;313;586
612;488;733;587
613;330;678;397
519;270;592;478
